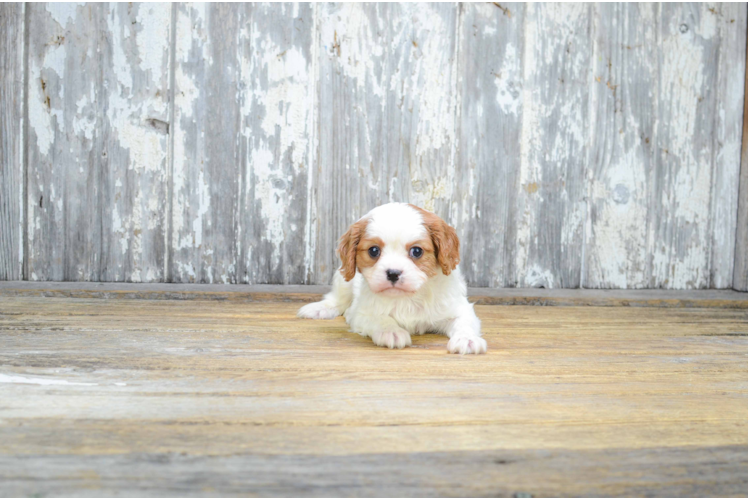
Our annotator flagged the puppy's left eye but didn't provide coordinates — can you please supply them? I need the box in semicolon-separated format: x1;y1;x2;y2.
409;246;423;259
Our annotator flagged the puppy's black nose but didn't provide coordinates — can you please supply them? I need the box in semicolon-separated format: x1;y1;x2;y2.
386;269;402;284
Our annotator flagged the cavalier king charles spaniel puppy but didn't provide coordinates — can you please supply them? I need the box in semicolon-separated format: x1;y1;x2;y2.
298;203;486;354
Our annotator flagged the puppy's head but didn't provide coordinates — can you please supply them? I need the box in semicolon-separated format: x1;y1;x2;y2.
337;203;460;296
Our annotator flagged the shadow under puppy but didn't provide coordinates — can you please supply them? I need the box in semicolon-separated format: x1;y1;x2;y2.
298;203;486;354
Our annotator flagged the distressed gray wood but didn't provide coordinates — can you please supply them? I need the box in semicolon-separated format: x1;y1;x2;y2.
712;3;747;289
453;3;524;288
26;3;171;282
5;3;748;289
171;3;313;284
312;3;460;284
586;3;746;290
515;3;592;288
735;8;748;292
0;3;25;280
650;4;722;289
171;3;241;284
585;4;659;289
239;3;315;285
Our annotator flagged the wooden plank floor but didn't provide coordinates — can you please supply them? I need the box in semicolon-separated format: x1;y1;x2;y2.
0;294;747;496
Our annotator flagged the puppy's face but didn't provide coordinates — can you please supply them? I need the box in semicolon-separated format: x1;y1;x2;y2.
337;203;460;296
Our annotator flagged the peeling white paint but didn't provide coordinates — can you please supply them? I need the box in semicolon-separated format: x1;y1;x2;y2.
653;5;712;288
28;40;67;158
589;148;649;288
171;4;206;263
494;43;521;116
254;42;310;173
192;170;210;249
409;176;449;213
46;3;83;28
107;6;133;93
321;4;385;98
524;264;555;289
135;4;171;80
18;3;746;289
250;146;285;260
406;6;456;159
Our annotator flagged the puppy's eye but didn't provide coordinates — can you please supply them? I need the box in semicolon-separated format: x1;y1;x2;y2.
409;246;423;259
368;246;380;258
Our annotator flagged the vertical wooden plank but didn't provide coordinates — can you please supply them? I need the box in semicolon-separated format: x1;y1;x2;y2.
712;3;747;289
27;3;102;281
584;4;658;289
312;3;459;285
735;7;748;292
26;3;171;281
171;3;240;283
515;4;592;288
172;3;314;284
101;3;172;282
585;3;745;290
312;3;389;284
0;3;25;280
453;3;524;287
239;3;315;284
650;4;723;288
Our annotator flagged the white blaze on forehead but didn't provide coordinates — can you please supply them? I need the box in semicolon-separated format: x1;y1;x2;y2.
364;203;427;245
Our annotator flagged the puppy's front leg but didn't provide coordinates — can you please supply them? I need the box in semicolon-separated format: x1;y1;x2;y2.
445;306;487;355
348;313;412;350
297;271;353;319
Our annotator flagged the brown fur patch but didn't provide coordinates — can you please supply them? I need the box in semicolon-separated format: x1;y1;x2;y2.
407;204;460;275
356;237;385;273
407;239;439;278
337;218;370;281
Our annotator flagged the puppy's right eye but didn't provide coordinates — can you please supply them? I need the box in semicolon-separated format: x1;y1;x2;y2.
368;246;380;258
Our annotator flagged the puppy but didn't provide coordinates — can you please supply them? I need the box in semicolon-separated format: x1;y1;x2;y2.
298;203;486;354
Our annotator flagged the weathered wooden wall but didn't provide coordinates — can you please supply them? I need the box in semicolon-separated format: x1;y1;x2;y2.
1;3;746;289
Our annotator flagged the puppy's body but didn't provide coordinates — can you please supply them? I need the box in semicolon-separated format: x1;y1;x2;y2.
299;203;486;354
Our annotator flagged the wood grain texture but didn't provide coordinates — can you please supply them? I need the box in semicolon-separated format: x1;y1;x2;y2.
585;3;658;289
311;3;460;284
171;3;241;284
650;4;722;289
6;3;748;289
736;5;748;292
454;3;524;287
172;3;313;285
26;3;171;282
712;3;747;289
2;447;748;497
586;3;747;290
0;3;25;280
515;3;592;288
1;297;747;496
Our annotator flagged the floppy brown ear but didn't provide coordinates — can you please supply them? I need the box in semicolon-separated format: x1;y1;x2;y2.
408;204;460;275
337;218;369;281
430;217;460;275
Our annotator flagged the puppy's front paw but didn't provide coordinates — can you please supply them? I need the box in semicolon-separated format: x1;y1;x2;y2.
447;335;487;355
371;329;412;349
297;301;340;320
